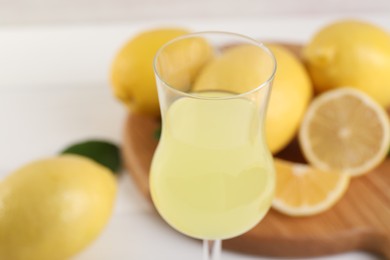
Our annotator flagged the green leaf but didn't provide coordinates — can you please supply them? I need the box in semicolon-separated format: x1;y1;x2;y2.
154;126;162;140
61;140;121;173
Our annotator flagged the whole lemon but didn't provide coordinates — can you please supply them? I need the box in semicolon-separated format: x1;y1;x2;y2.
193;44;312;153
303;20;390;107
111;28;212;117
266;44;313;153
0;155;117;260
193;44;275;93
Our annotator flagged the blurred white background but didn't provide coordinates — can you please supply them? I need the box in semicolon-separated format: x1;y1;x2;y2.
1;0;390;25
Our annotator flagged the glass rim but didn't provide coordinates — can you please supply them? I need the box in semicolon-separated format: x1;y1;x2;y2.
153;31;277;100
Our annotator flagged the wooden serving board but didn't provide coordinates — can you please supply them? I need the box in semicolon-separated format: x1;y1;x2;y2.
122;44;390;258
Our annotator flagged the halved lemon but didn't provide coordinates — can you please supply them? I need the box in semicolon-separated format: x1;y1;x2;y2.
272;159;349;216
299;88;390;177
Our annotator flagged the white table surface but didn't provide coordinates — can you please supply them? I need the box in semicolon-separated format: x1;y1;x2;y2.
0;15;388;260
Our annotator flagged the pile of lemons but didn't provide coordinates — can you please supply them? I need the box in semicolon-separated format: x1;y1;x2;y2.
112;20;390;217
111;28;313;154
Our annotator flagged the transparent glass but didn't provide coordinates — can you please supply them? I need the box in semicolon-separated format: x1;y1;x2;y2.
150;32;277;260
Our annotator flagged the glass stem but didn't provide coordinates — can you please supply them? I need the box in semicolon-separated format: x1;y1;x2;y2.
203;240;221;260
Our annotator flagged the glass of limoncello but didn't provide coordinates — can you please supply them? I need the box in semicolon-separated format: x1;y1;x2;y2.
150;32;277;260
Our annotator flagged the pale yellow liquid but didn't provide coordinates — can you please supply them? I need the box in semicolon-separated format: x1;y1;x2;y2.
150;92;275;240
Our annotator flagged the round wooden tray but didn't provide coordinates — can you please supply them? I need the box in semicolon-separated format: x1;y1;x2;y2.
121;44;390;258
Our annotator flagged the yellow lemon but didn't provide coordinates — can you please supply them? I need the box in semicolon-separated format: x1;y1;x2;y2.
299;88;390;176
0;155;117;260
111;28;212;117
266;44;312;153
193;44;275;93
193;44;312;153
303;20;390;107
272;159;349;217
